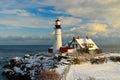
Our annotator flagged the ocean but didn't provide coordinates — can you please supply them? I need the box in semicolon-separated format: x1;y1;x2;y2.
99;45;120;53
0;45;120;80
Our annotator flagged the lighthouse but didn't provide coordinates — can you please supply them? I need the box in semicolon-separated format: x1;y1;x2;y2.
53;18;62;53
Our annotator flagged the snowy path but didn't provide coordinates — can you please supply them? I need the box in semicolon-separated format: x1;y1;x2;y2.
66;62;120;80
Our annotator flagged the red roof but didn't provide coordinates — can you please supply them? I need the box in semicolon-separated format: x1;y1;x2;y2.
60;47;74;53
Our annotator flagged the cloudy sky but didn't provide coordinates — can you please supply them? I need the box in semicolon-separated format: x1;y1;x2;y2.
0;0;120;45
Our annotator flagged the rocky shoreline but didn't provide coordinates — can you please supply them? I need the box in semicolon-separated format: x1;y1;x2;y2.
2;52;120;80
2;53;58;80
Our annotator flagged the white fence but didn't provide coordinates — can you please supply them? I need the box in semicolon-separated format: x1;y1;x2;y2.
61;65;71;80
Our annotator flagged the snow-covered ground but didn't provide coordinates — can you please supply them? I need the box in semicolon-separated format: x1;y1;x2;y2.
66;62;120;80
57;53;120;80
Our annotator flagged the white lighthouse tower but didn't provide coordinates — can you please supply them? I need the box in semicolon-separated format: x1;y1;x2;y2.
53;18;62;53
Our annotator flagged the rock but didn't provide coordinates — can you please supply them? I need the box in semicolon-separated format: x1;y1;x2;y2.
23;54;30;58
109;56;120;62
90;56;107;64
2;53;58;80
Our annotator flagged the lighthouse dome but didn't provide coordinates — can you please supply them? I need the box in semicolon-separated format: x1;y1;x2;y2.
55;18;61;25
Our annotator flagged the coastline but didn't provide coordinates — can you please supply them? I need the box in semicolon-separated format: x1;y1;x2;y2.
0;45;120;79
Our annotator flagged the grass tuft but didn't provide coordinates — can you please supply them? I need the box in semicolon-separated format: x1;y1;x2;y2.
37;70;60;80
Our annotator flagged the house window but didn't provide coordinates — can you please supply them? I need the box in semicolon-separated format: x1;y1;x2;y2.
72;44;74;48
82;43;94;47
76;44;78;48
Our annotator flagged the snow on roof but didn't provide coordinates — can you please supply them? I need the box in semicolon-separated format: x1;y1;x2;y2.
49;47;53;49
75;38;99;50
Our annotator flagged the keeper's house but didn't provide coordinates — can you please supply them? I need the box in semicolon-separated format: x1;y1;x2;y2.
60;36;101;55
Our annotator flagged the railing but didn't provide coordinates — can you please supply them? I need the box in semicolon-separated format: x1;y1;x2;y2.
61;64;71;80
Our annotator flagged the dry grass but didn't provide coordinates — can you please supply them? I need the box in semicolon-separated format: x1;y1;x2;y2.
37;70;60;80
72;58;82;64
